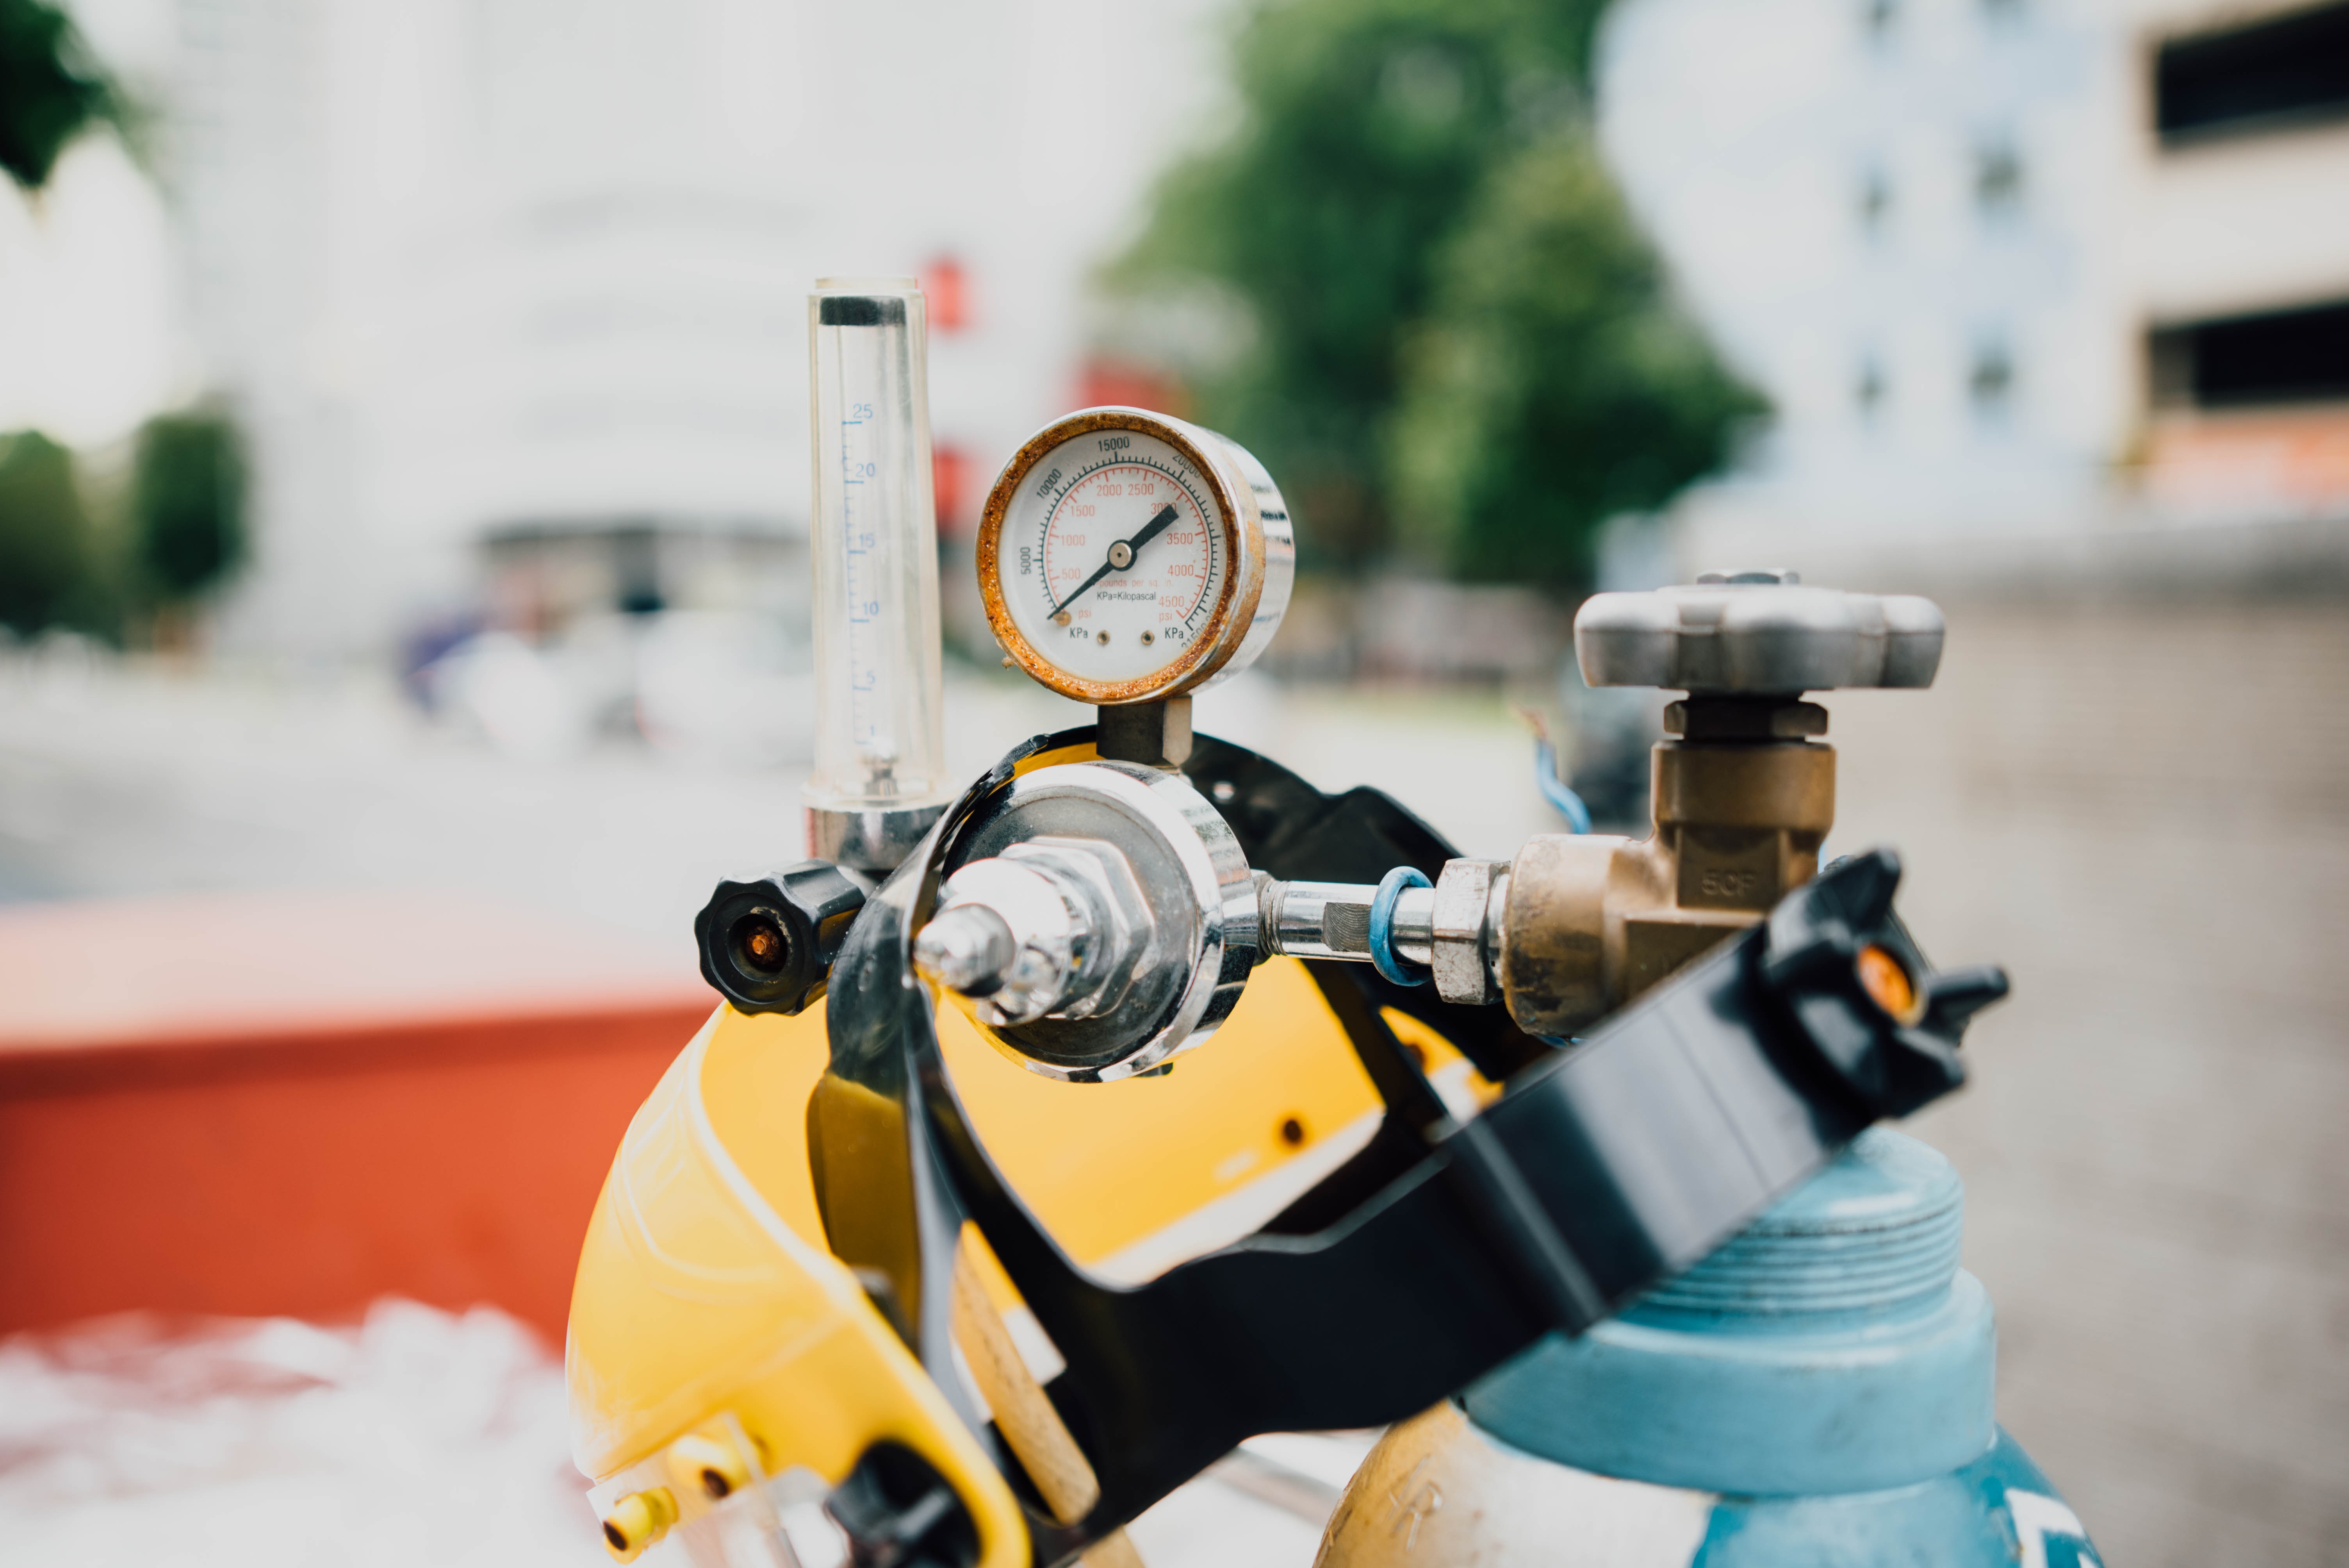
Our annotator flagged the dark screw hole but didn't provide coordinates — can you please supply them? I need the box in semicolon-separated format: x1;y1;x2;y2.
731;912;790;976
1279;1116;1306;1147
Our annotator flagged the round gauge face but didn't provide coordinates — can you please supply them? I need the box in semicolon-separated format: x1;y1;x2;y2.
980;412;1259;703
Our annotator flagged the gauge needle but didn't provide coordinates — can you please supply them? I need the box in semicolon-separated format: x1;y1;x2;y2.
1049;503;1180;619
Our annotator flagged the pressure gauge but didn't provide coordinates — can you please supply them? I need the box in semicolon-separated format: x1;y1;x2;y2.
977;408;1294;704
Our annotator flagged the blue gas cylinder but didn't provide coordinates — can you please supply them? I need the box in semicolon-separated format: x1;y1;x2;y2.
1317;1129;2103;1568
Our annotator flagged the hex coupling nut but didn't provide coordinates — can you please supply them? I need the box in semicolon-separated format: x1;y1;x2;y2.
694;859;870;1016
1430;859;1506;1006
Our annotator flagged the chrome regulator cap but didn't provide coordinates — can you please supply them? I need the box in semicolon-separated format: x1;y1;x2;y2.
911;759;1257;1082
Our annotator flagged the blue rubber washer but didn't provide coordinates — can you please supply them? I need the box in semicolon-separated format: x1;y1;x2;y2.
1369;866;1432;987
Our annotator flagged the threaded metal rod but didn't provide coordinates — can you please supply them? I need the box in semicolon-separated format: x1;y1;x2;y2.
1258;878;1435;965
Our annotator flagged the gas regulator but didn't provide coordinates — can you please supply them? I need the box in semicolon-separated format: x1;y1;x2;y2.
606;279;2027;1568
710;402;1974;1090
916;547;1963;1080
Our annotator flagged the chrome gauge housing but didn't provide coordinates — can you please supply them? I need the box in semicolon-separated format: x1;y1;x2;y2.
976;407;1295;705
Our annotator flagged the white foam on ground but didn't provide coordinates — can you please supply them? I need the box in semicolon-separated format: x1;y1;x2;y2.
0;1298;607;1568
0;1297;1361;1568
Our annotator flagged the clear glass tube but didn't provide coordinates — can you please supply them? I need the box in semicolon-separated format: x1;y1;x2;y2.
806;278;948;827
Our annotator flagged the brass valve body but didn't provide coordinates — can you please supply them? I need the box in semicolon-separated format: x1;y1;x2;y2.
1498;730;1834;1037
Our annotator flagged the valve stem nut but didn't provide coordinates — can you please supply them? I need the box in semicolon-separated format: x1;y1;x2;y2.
914;904;1018;996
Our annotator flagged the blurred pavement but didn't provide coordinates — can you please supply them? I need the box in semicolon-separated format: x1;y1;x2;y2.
0;658;1561;967
1838;595;2349;1568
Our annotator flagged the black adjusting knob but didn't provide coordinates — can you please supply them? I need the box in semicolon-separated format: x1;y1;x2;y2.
695;860;870;1016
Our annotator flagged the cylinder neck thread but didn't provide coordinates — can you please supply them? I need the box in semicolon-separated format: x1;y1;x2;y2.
1462;1128;1996;1495
1629;1126;1962;1331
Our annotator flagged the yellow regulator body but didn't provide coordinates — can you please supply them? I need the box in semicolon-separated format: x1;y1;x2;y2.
566;939;1485;1564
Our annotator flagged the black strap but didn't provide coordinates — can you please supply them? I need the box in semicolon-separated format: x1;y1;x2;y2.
815;732;1985;1563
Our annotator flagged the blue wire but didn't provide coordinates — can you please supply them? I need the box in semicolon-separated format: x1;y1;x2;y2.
1533;738;1593;835
1367;865;1432;987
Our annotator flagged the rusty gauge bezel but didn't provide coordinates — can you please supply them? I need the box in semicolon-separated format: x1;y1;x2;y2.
977;407;1268;706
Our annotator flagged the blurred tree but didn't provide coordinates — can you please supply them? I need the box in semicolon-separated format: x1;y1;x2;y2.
0;431;105;635
1111;0;1757;588
0;0;118;190
1390;139;1763;585
131;410;247;607
0;5;148;644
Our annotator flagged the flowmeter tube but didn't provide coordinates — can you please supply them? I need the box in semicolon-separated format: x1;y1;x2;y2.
806;278;950;871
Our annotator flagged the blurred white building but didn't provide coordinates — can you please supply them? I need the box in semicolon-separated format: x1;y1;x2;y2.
85;0;2349;649
1599;0;2349;549
143;0;1230;660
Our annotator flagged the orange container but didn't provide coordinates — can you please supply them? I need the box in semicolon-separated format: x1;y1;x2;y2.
0;891;711;1341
